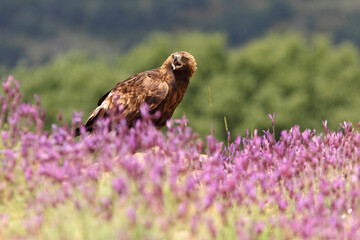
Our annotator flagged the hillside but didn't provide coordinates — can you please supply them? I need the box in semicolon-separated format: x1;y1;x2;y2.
1;0;360;67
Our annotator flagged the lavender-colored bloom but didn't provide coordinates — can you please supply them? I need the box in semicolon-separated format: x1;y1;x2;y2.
126;205;137;226
268;112;275;126
4;76;360;239
206;217;217;238
112;177;128;197
177;201;188;219
276;195;288;212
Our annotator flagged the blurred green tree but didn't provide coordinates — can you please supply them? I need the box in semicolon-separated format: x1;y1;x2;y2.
12;52;124;126
213;33;360;138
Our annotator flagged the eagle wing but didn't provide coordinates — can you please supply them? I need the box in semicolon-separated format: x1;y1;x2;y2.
97;90;111;106
85;70;169;130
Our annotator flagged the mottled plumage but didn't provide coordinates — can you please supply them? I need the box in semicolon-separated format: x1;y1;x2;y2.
76;51;196;135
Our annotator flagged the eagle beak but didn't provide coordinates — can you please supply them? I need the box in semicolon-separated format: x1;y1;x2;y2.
172;55;182;70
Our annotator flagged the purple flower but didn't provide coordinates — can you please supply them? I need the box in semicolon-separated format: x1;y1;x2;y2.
4;75;360;239
276;196;288;212
254;220;265;235
206;217;217;238
268;112;275;126
112;177;128;196
177;201;188;219
322;120;329;133
126;205;137;226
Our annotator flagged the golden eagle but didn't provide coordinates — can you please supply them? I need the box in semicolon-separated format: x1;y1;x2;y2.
76;51;197;135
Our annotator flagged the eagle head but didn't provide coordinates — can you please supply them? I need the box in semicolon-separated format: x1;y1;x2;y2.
164;51;197;78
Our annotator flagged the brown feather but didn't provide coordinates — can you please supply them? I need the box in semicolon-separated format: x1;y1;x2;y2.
78;51;197;135
97;90;111;106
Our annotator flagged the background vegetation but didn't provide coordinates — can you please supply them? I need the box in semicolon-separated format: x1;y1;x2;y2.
1;0;360;66
1;1;360;140
4;32;360;140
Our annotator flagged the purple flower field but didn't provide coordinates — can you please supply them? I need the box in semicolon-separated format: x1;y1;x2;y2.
1;75;360;239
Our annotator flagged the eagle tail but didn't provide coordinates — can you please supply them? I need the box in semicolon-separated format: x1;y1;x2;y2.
74;106;107;137
74;127;82;137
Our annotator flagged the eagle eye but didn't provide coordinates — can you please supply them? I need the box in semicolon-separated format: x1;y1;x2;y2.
181;56;189;63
